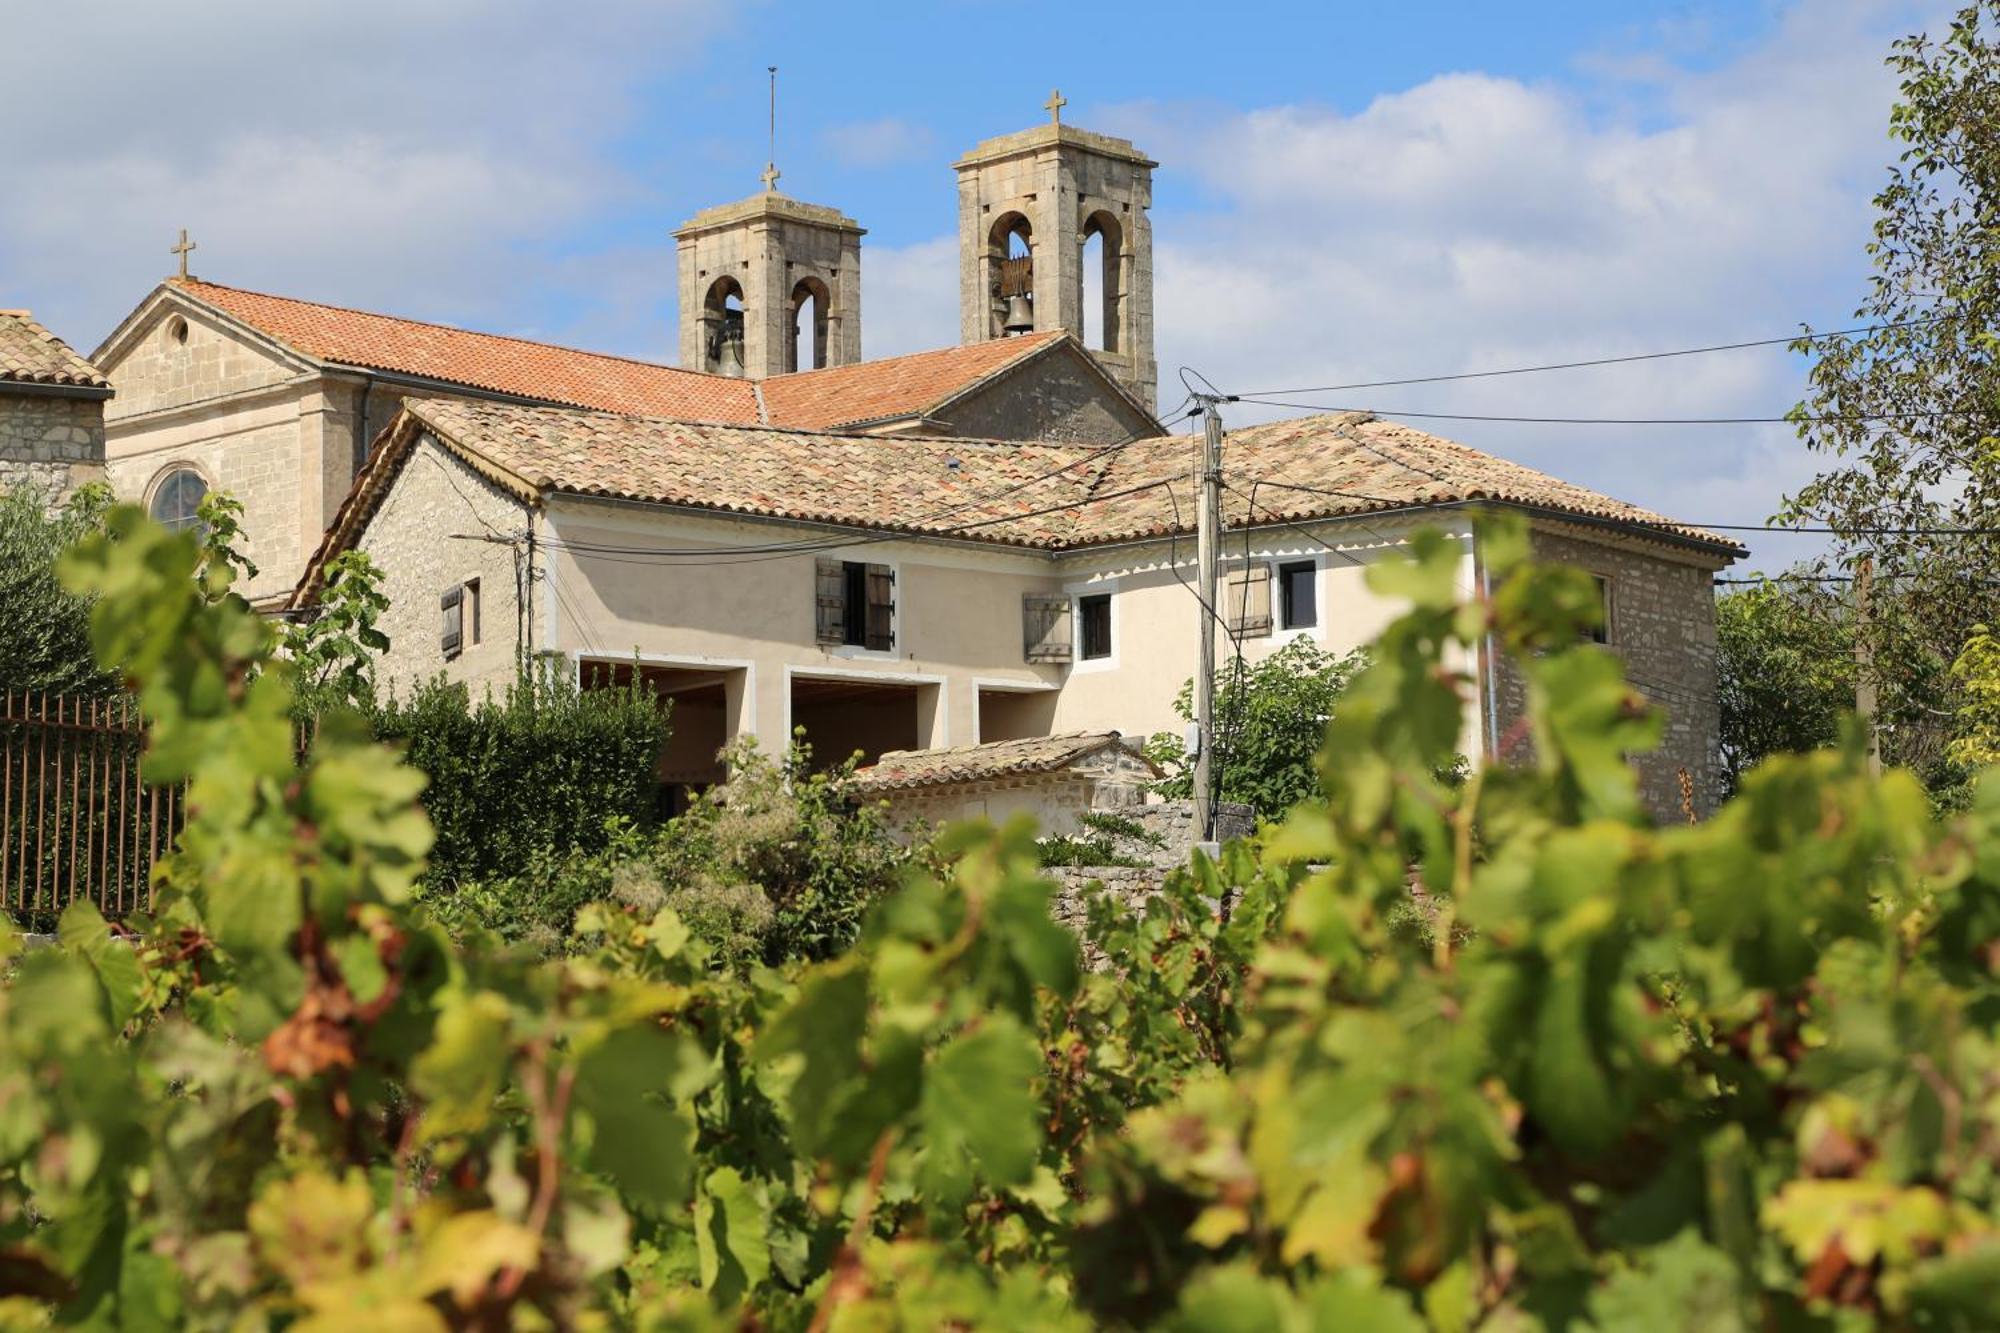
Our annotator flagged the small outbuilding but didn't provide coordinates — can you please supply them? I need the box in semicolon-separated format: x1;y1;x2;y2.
850;732;1159;838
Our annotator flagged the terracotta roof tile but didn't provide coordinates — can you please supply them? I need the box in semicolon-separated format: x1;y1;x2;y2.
170;278;760;421
165;280;1086;432
852;732;1151;794
0;310;109;390
294;399;1740;605
758;332;1066;429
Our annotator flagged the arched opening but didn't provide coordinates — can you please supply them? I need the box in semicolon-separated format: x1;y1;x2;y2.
701;276;747;376
790;277;831;372
1082;211;1123;354
988;212;1034;338
148;465;209;535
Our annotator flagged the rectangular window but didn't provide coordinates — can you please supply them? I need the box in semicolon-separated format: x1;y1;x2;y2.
1587;574;1613;645
440;584;464;660
1279;560;1317;630
464;578;481;646
1079;592;1113;661
816;558;895;651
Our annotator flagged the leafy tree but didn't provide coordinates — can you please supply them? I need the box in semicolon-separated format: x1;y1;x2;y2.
1147;637;1365;816
1782;2;2000;793
1715;579;1856;790
0;481;116;695
283;549;391;710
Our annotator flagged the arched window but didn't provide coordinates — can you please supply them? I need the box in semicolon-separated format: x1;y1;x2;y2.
791;277;830;372
149;466;208;534
702;276;747;375
1082;212;1123;353
989;213;1035;337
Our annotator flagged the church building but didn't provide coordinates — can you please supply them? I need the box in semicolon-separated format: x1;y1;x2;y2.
87;103;1165;606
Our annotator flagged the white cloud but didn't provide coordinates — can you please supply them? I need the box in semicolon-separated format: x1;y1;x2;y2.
858;236;960;360
821;116;938;170
1075;0;1944;560
0;0;729;351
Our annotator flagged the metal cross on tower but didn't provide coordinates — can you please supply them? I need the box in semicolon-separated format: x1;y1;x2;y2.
170;228;196;280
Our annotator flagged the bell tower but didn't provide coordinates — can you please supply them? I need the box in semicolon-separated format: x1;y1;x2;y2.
675;181;865;379
954;93;1158;410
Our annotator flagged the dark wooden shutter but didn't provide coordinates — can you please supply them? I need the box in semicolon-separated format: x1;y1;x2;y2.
440;584;464;658
1225;564;1272;637
1023;594;1072;662
864;564;896;651
815;558;847;644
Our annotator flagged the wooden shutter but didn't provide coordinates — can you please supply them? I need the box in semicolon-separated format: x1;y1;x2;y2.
815;558;847;644
864;564;896;651
1225;564;1272;637
1023;593;1073;663
440;584;464;658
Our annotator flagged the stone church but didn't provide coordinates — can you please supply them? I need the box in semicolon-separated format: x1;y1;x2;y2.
86;106;1166;606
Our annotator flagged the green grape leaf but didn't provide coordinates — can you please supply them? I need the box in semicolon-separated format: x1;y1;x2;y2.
920;1016;1042;1202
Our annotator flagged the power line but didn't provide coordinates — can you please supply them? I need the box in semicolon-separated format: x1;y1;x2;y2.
1231;314;1952;398
1232;396;1981;427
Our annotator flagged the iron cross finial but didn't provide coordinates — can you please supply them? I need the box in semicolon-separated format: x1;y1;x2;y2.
1045;88;1067;125
170;228;197;280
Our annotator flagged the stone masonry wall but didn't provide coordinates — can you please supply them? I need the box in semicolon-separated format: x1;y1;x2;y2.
0;391;105;502
355;433;529;699
943;349;1153;446
1489;526;1725;821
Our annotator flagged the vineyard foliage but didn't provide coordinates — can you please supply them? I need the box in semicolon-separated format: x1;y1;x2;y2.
2;505;1998;1329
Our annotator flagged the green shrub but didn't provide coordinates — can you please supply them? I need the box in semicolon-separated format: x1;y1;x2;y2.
369;665;669;889
0;481;117;696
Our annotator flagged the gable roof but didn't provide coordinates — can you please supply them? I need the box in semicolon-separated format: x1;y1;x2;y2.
0;310;111;394
160;278;760;421
293;398;1740;606
851;732;1156;795
115;279;1149;435
757;331;1066;430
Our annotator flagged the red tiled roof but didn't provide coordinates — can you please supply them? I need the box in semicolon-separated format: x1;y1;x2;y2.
163;280;1092;432
758;332;1066;429
852;732;1155;794
169;278;761;422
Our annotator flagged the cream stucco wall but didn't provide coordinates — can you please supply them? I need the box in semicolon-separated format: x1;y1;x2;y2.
540;499;1067;755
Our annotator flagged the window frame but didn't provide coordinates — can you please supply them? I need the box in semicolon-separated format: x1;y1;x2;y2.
147;465;210;535
824;557;900;660
1277;558;1320;633
1074;588;1116;669
1585;573;1615;646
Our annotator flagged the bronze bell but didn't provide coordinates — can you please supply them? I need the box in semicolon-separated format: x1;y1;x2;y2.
1002;293;1035;335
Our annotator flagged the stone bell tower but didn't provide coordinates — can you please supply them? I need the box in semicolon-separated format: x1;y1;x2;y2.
675;168;864;379
954;92;1158;410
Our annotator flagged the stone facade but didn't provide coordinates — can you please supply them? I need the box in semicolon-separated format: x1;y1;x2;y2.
938;344;1157;445
675;192;864;378
1487;524;1724;821
0;391;105;501
955;121;1158;410
351;433;530;699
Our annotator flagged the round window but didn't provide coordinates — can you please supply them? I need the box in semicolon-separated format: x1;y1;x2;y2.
148;467;209;534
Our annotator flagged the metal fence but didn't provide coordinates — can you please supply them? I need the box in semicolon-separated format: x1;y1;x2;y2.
0;691;181;921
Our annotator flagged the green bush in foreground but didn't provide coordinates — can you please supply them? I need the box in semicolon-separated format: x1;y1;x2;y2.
2;504;1997;1330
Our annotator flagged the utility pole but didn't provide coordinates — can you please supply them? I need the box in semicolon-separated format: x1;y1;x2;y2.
1192;396;1225;843
1855;555;1881;777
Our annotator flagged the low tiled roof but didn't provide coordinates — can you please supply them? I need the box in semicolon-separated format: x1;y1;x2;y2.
168;278;759;421
157;280;1103;432
852;732;1152;794
293;399;1740;605
758;332;1065;430
0;310;110;391
1085;411;1745;552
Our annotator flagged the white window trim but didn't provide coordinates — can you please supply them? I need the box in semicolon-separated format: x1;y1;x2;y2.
1272;554;1326;644
1588;571;1616;647
1067;576;1120;674
826;555;902;662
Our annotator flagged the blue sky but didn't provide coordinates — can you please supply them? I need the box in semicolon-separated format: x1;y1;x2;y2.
0;1;1941;567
